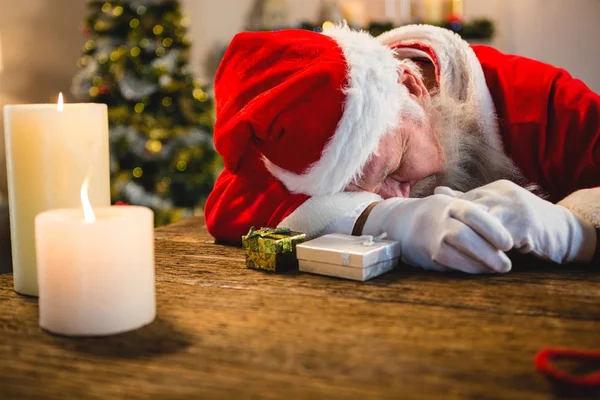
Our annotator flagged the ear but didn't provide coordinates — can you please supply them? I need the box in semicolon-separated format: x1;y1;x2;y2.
397;64;429;102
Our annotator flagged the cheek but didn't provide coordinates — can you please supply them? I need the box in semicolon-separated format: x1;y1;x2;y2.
400;126;443;181
344;130;404;194
358;134;402;188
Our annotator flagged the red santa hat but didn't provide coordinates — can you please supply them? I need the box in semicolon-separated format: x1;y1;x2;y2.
214;25;409;196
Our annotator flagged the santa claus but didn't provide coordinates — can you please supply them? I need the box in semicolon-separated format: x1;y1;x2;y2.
205;24;600;274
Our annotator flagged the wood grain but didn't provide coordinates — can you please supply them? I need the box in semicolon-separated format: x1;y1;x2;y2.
1;216;599;399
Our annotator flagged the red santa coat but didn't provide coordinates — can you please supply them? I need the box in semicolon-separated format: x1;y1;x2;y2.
205;25;600;244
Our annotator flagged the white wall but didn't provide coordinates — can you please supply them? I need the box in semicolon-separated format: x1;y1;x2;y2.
0;0;88;193
464;0;600;94
0;0;599;198
183;0;600;94
183;0;389;77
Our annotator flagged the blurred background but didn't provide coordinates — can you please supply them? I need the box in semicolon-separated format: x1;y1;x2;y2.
0;0;599;273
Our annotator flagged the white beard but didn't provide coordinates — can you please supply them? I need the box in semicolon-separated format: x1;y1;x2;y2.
409;92;541;198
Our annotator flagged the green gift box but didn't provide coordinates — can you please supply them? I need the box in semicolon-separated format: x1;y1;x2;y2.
242;227;306;272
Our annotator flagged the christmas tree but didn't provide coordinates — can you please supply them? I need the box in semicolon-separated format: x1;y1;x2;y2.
72;0;220;226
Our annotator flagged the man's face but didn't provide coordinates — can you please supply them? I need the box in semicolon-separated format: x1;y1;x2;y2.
345;66;444;198
345;60;525;199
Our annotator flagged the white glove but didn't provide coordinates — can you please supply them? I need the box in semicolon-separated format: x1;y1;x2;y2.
362;194;514;274
435;180;597;264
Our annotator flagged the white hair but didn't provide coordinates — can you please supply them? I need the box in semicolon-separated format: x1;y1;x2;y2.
410;91;545;198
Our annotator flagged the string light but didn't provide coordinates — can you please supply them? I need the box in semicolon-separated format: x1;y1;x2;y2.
134;103;145;113
161;97;172;107
136;5;147;15
101;3;112;13
113;6;124;16
193;88;208;102
146;139;163;153
98;54;109;64
89;87;99;97
129;18;140;28
322;21;335;30
162;37;173;47
176;161;187;171
92;76;103;86
84;40;95;51
156;47;166;56
109;50;121;62
192;88;203;99
153;25;164;35
94;21;109;31
181;16;191;27
140;38;150;48
133;167;143;178
130;47;141;57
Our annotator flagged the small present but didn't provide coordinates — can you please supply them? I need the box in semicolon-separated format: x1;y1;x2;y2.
242;227;306;272
296;233;401;281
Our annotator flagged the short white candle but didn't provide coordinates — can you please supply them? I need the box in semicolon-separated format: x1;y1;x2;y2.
35;206;156;336
4;97;110;296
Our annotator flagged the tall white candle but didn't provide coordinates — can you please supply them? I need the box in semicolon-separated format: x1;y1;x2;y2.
35;206;156;336
3;99;111;296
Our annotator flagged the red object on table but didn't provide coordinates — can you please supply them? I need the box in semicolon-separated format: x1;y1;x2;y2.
535;348;600;386
115;201;129;206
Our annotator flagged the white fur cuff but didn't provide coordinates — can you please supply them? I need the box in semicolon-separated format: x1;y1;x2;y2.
277;191;382;238
558;188;600;227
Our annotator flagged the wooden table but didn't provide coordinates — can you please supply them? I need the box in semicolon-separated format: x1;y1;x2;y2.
1;217;600;399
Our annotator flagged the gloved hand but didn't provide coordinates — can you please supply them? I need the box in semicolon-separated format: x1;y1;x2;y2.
362;194;514;274
435;180;597;264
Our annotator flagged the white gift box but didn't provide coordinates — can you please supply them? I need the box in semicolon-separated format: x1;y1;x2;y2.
296;233;401;281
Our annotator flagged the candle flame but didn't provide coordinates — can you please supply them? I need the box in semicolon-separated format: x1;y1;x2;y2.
57;92;64;111
80;177;96;223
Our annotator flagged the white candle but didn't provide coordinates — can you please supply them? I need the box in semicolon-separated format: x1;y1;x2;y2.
3;97;110;296
35;206;156;336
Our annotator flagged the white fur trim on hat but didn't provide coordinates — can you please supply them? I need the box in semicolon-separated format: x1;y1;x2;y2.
378;24;504;154
264;24;406;196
